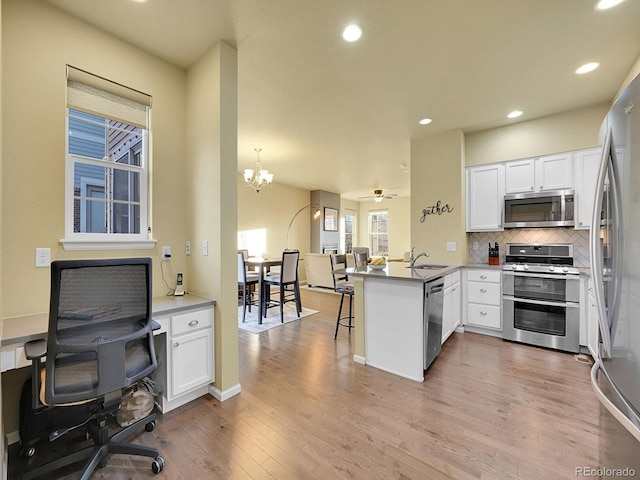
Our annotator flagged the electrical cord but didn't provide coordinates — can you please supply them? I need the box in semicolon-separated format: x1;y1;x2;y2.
160;258;175;296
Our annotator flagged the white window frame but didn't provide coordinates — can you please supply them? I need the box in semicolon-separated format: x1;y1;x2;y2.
60;66;154;251
368;210;389;257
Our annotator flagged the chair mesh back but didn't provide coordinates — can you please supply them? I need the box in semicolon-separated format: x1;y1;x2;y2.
46;258;155;405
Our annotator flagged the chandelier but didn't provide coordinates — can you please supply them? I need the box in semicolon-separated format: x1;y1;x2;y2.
243;148;273;193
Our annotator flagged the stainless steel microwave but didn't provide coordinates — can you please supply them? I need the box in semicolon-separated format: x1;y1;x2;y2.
503;189;574;228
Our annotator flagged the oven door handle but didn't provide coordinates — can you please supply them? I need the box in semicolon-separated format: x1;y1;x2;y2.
503;295;580;308
502;271;577;280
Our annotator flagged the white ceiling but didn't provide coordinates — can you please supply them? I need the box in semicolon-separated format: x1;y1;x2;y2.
45;0;640;201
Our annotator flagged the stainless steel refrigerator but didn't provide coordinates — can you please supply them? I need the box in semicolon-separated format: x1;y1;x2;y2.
590;71;640;478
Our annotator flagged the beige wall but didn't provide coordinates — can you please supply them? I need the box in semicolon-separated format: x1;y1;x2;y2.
465;103;609;167
410;129;468;264
237;177;311;280
1;0;187;317
0;0;4;469
185;41;239;393
615;55;640;101
357;196;411;259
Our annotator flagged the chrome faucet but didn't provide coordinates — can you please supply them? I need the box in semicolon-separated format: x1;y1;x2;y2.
409;247;429;267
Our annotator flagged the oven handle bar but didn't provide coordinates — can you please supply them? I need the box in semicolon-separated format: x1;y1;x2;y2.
503;271;579;280
503;295;580;308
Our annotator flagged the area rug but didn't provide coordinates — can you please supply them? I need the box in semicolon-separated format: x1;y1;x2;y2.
238;303;318;334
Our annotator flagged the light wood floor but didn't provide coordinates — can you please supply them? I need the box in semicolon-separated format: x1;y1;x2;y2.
10;287;602;479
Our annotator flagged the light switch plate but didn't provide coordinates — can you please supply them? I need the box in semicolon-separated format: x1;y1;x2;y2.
447;242;457;252
202;240;208;256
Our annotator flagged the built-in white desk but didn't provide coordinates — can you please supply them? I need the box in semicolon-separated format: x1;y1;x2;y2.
1;294;216;416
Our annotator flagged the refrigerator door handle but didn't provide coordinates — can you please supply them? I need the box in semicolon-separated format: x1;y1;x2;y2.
591;360;640;443
590;129;612;357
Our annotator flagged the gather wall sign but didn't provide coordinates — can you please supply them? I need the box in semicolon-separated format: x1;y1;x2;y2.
420;200;454;223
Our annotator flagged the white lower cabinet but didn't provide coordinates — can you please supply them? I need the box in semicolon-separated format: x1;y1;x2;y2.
442;270;461;343
154;305;214;412
463;268;502;332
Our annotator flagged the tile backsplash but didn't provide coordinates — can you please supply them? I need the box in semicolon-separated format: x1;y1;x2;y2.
468;228;590;267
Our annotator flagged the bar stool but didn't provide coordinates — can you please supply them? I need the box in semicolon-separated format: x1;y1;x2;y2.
330;254;354;339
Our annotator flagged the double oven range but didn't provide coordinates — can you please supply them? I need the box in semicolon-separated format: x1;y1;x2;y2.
502;243;580;353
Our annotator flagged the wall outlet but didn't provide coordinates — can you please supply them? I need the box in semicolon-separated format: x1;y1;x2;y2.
447;242;457;252
202;240;208;256
35;248;51;268
472;242;479;251
185;241;191;256
162;245;172;260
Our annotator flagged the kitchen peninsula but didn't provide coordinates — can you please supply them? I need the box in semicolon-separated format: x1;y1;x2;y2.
344;262;459;382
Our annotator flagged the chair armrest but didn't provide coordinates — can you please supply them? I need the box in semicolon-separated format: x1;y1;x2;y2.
25;339;47;360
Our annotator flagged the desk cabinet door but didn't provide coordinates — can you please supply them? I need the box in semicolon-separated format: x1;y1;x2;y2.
170;328;214;398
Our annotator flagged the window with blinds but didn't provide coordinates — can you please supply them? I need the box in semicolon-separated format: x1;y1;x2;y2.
64;66;152;245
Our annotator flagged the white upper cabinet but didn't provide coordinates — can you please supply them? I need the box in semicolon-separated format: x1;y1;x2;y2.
536;153;574;191
504;159;535;194
574;148;601;230
466;164;505;232
504;153;574;194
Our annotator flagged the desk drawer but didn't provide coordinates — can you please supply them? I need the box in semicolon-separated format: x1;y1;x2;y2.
171;308;213;336
466;281;501;305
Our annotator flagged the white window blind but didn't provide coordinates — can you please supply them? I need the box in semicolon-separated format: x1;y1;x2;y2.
66;65;151;129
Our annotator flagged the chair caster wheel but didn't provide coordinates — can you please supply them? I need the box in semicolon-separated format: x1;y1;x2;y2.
21;446;36;458
152;456;165;474
145;420;156;432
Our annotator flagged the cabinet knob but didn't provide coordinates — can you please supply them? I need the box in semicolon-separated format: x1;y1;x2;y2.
579;222;583;225
480;288;487;293
173;342;180;348
530;186;534;191
480;311;487;316
480;275;487;279
188;319;199;327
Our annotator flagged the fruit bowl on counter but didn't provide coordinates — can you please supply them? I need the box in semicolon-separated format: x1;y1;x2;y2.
368;258;387;270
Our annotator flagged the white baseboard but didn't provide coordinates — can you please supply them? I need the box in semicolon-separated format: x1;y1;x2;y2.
209;383;241;402
353;354;366;365
462;324;503;338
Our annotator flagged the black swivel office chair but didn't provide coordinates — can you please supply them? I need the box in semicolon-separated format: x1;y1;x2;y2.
23;258;164;479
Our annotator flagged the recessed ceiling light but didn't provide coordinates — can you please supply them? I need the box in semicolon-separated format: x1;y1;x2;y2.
595;0;626;10
419;118;432;125
131;0;148;3
508;110;523;119
342;24;363;42
576;62;600;74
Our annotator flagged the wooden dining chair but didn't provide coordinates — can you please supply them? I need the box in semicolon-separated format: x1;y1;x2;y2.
330;254;354;339
238;251;259;322
264;250;301;323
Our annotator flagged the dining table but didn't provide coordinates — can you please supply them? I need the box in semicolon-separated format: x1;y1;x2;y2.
244;257;282;324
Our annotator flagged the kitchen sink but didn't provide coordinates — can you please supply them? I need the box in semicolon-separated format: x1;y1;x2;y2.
407;264;448;270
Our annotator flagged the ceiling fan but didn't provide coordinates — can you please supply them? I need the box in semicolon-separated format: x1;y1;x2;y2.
359;189;398;203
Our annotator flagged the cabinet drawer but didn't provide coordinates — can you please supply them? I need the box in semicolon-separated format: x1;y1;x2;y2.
467;303;501;329
466;269;501;283
466;281;501;305
445;270;461;288
171;308;213;336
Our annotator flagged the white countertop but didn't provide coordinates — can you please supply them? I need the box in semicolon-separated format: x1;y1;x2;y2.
1;294;215;347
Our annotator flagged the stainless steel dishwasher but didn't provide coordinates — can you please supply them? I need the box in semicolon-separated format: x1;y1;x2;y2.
424;276;445;371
